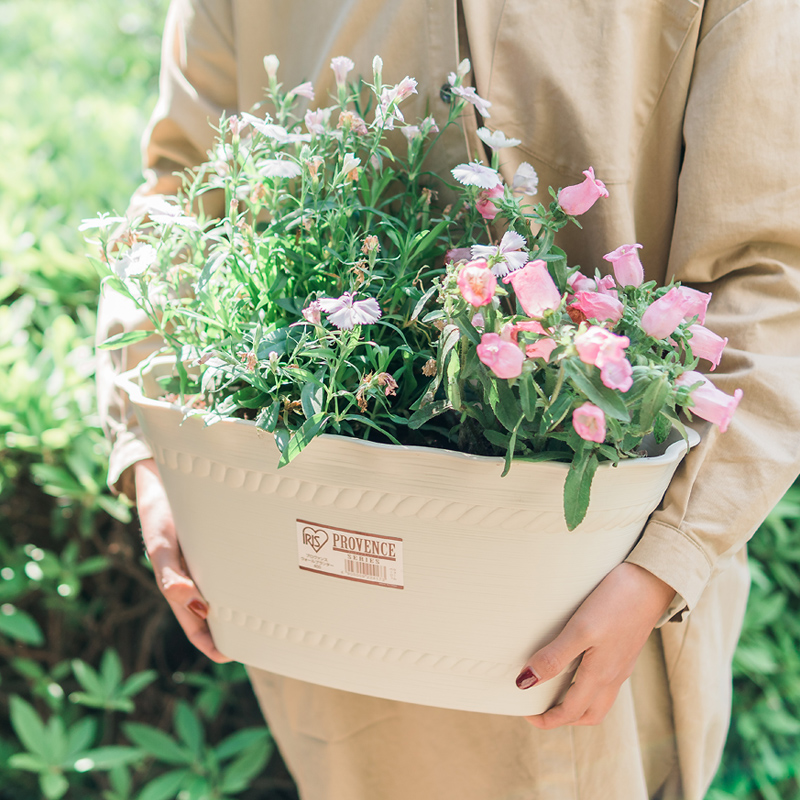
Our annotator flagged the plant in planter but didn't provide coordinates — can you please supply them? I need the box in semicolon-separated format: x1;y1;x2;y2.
89;56;742;714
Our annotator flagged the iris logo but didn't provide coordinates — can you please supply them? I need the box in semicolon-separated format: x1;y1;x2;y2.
302;526;329;553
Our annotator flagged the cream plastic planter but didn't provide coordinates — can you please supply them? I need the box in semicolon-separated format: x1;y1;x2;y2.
118;357;697;716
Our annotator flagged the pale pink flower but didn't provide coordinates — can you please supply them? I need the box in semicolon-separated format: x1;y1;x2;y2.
596;275;619;298
259;159;302;179
288;81;315;101
318;292;382;329
574;326;630;368
475;185;504;220
503;260;562;318
472;231;529;277
641;287;692;339
573;402;606;443
302;300;322;324
304;108;331;135
568;291;624;325
331;56;354;87
676;371;742;432
392;76;418;102
228;115;246;137
477;333;524;379
512;162;539;196
604;243;644;288
451;162;502;189
600;357;633;392
512;320;556;362
337;110;369;136
557;167;609;216
567;271;597;293
421;115;439;134
678;286;712;325
688;324;728;370
307;155;325;180
450;85;492;117
374;102;403;130
457;261;497;306
471;312;485;328
476;127;521;150
401;125;422;142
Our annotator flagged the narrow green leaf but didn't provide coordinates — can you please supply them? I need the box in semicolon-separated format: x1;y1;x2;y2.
256;401;281;432
173;701;204;757
135;768;191;800
72;660;105;698
97;329;155;351
10;696;50;761
637;375;669;434
214;728;270;761
122;723;193;765
410;284;438;321
219;739;273;794
40;770;69;800
69;746;144;770
65;717;97;759
100;649;124;696
277;413;329;468
120;670;158;698
408;399;453;429
564;451;600;531
300;379;324;418
8;752;46;772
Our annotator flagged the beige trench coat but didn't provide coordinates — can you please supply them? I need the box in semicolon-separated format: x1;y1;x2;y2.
97;1;800;797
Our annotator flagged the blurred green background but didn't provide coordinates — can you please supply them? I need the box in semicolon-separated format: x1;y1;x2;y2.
1;1;798;798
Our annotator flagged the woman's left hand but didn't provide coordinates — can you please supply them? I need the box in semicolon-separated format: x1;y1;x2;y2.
517;562;676;728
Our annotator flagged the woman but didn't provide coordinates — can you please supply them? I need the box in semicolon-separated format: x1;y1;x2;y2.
98;1;800;797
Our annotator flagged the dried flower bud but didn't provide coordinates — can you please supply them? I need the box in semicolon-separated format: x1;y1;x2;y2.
361;235;380;254
422;358;438;377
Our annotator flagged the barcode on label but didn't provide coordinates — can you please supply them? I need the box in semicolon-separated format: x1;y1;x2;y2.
345;559;387;581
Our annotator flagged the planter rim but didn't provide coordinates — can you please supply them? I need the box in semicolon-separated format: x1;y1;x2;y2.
117;355;701;473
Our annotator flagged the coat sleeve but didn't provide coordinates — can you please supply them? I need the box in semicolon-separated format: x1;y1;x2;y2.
96;0;237;497
625;0;800;619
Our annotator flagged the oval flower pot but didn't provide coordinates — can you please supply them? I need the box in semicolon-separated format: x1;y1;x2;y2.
118;357;698;716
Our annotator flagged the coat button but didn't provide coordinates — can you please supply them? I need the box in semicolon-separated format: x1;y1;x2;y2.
440;83;453;103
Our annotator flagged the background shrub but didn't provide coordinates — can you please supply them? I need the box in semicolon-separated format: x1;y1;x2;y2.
0;2;797;797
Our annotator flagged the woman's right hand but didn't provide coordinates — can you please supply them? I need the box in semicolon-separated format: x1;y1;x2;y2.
134;459;232;663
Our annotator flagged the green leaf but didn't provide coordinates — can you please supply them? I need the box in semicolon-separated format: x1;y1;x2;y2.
0;605;45;645
120;670;158;698
98;329;155;351
214;728;271;761
563;360;630;422
40;770;69;800
277;413;329;468
135;768;191;800
637;375;669;434
410;284;438;321
100;649;124;695
564;451;600;531
65;717;97;758
408;399;453;429
10;695;50;760
8;752;46;772
219;738;273;794
300;379;324;418
256;401;280;432
122;723;193;765
72;746;145;770
173;701;204;757
518;373;539;422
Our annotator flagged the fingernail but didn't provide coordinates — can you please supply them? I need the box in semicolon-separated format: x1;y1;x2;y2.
187;599;209;620
515;666;540;690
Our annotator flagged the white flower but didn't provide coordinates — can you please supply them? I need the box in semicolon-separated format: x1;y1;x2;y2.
341;153;361;175
372;55;383;80
263;55;279;80
471;231;529;278
78;214;125;231
259;159;303;179
450;85;492;117
457;58;471;79
241;113;311;144
145;197;200;230
401;125;421;142
477;127;521;151
318;292;382;329
512;162;539;196
451;162;502;189
113;242;157;282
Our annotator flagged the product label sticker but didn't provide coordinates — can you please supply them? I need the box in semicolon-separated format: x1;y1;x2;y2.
296;519;404;589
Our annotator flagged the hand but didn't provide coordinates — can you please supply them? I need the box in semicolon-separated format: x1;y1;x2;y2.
134;459;232;663
517;562;675;728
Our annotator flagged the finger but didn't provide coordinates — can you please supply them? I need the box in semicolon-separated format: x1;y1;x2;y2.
525;664;597;729
515;620;590;690
170;602;233;664
568;684;620;727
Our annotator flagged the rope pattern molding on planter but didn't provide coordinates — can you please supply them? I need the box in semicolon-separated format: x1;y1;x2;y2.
213;604;514;678
153;444;660;533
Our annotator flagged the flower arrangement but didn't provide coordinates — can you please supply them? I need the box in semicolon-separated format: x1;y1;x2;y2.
90;55;742;530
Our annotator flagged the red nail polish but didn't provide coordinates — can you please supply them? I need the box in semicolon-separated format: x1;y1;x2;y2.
187;599;209;620
516;667;539;690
